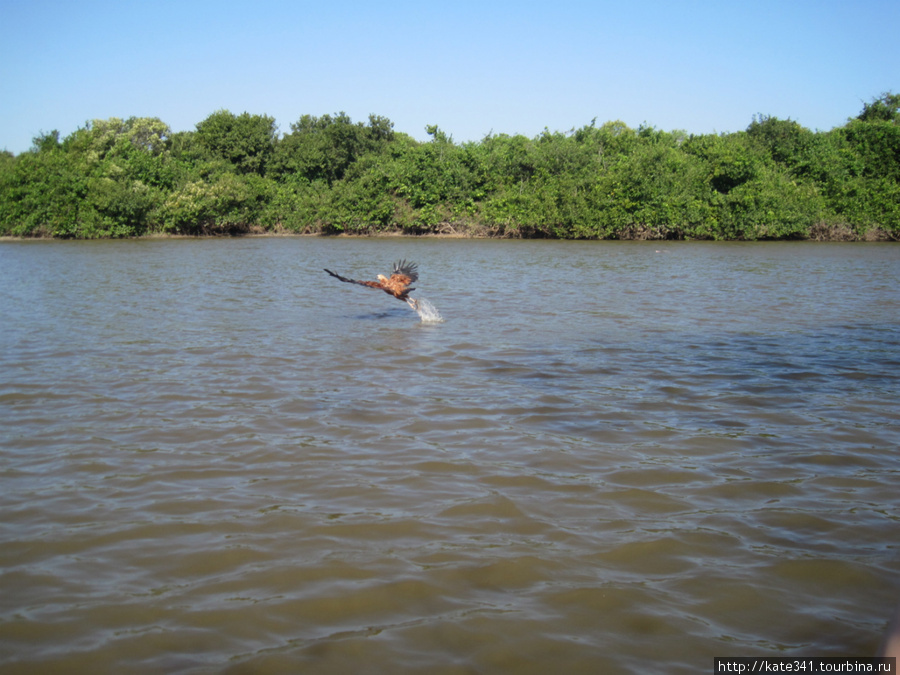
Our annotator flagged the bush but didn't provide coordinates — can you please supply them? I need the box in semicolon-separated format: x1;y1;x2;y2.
2;97;897;239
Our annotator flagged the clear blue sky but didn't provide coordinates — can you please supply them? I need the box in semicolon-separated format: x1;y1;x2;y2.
1;0;897;154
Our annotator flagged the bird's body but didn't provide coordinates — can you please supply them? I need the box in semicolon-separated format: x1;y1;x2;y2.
324;260;420;310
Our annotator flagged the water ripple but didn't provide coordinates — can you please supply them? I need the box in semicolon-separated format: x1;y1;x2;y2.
1;239;899;673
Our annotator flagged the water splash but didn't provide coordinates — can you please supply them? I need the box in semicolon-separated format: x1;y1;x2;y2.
413;297;443;324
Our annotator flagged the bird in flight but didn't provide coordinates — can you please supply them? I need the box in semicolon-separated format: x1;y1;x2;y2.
324;259;420;310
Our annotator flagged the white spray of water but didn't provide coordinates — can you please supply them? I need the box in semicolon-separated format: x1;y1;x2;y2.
413;297;443;324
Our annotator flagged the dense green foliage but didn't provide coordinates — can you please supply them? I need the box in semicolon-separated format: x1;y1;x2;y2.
2;94;898;239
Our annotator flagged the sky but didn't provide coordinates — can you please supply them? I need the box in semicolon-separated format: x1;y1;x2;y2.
1;0;897;154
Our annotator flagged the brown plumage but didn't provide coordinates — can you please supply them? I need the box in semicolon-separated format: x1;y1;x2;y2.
324;260;419;310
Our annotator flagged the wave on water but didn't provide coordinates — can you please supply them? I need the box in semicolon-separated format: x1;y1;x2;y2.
414;297;443;324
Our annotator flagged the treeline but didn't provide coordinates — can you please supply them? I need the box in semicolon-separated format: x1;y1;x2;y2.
1;93;898;240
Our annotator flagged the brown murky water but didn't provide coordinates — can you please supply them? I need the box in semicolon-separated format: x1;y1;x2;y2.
1;238;899;674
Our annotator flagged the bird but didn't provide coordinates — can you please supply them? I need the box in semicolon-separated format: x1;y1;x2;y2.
324;259;420;310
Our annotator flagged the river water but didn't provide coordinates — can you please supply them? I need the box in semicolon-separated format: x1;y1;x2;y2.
1;237;899;674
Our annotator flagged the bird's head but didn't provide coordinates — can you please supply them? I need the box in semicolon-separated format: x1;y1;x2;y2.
376;274;388;283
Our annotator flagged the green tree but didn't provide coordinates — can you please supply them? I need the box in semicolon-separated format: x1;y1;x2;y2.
856;92;900;123
0;146;85;236
158;172;274;234
587;142;714;239
683;132;763;195
746;115;814;168
195;110;276;175
31;130;61;153
271;112;394;184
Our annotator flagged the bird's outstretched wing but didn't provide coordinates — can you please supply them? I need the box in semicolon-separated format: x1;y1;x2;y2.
323;268;384;289
390;259;418;284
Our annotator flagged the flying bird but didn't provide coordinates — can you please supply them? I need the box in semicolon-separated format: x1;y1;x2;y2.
324;260;420;310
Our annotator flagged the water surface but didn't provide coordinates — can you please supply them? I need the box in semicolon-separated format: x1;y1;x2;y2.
1;238;899;674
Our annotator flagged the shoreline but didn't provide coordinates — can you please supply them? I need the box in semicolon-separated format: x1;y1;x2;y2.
1;218;897;243
1;228;896;243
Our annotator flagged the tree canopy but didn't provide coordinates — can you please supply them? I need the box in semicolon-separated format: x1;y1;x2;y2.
1;96;898;240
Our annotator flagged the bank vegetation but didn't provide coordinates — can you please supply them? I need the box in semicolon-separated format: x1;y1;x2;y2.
1;93;898;240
